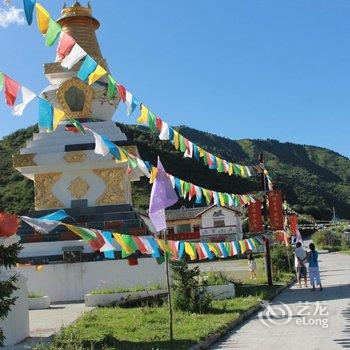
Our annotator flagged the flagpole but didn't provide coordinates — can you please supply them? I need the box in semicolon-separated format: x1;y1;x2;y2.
162;229;174;349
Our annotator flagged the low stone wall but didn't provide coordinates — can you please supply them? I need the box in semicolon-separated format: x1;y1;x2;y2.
207;284;235;299
18;258;166;303
28;296;51;310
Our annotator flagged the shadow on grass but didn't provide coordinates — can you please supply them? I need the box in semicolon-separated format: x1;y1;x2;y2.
63;334;196;350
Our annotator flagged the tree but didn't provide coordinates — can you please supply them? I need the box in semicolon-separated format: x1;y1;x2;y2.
0;242;22;345
170;260;211;313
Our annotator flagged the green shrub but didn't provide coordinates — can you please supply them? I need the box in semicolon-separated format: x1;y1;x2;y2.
90;284;164;295
28;291;43;298
170;260;212;313
271;244;293;274
201;271;231;286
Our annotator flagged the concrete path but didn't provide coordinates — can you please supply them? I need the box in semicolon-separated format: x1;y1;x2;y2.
3;303;93;350
211;252;350;350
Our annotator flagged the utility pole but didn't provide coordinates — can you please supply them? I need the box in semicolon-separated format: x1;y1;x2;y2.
259;153;273;286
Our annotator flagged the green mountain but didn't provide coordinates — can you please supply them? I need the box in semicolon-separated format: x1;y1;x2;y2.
1;124;349;220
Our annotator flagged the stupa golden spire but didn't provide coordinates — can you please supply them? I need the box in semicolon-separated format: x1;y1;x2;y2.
57;1;102;60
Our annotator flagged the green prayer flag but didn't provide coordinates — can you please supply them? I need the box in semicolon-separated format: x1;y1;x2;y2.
45;18;62;47
69;118;85;135
183;181;190;198
148;110;157;131
0;72;4;92
217;158;224;172
233;164;241;176
107;75;117;101
179;135;186;152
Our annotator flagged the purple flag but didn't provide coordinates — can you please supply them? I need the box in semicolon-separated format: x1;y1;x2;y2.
149;157;178;214
149;157;178;232
149;209;167;232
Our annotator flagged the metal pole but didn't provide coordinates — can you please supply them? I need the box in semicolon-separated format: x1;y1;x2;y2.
162;229;174;349
259;153;273;286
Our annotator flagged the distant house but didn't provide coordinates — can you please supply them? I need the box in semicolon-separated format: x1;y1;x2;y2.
140;205;243;242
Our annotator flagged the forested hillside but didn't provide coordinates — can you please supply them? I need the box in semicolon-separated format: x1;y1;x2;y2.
0;124;349;220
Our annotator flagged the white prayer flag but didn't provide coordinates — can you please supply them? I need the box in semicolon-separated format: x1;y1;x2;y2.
13;87;36;116
61;44;87;69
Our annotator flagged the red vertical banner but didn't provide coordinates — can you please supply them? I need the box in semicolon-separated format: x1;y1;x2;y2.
248;200;263;233
268;190;284;231
289;214;298;235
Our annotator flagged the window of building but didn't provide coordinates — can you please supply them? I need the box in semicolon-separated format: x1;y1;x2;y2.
213;210;225;227
176;224;192;233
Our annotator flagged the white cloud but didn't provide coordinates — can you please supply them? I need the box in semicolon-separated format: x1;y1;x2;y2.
0;6;25;28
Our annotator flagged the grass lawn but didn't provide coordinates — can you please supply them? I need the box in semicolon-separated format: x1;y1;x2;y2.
36;297;262;350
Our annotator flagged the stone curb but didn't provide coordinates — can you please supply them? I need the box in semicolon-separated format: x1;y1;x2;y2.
188;278;296;350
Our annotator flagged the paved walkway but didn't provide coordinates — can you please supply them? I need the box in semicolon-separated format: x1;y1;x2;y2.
3;303;93;350
211;252;350;350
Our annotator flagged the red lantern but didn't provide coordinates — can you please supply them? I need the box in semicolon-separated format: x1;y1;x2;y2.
0;212;19;238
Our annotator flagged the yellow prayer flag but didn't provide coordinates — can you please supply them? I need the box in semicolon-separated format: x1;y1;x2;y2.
36;3;50;34
228;163;234;176
184;242;196;261
173;130;179;150
137;104;149;124
218;192;225;206
53;108;65;130
157;239;171;254
149;167;158;184
239;240;247;254
198;147;205;158
113;233;133;254
88;65;107;85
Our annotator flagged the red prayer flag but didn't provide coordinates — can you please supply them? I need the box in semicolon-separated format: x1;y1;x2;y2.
0;212;19;237
196;243;206;260
133;236;149;255
56;33;76;60
156;116;163;131
128;257;138;266
88;231;105;251
117;84;126;102
4;75;20;106
189;184;196;201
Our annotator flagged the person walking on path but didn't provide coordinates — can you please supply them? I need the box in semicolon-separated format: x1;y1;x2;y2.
247;253;257;280
307;242;323;291
294;242;308;288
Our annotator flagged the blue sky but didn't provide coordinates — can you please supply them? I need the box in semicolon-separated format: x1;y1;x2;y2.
0;0;349;158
